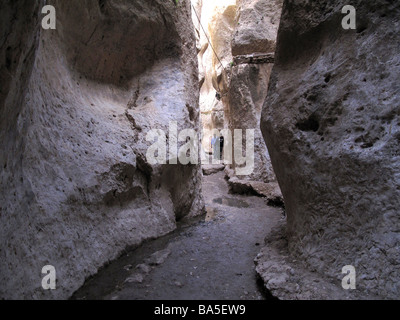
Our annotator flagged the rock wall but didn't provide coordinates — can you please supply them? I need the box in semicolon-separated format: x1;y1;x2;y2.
0;0;204;299
225;0;282;182
193;0;236;154
261;0;400;298
226;63;276;182
232;0;282;56
194;0;282;184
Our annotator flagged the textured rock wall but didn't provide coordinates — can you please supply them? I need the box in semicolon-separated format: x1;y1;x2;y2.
227;63;276;182
195;0;282;184
225;0;282;182
232;0;281;56
0;0;204;299
261;0;400;298
193;0;236;154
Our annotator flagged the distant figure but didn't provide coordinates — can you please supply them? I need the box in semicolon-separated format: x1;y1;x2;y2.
219;135;224;160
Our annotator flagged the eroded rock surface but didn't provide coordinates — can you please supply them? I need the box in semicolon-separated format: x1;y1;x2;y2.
194;0;282;183
255;222;381;300
232;0;282;56
193;0;237;153
260;0;400;299
0;0;204;299
225;0;282;183
226;62;276;182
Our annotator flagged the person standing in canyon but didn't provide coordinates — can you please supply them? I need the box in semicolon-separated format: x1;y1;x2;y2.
219;135;224;160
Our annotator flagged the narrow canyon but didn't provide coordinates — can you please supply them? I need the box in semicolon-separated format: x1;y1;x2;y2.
0;0;399;300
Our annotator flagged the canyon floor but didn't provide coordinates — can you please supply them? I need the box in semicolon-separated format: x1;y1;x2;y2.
71;169;283;300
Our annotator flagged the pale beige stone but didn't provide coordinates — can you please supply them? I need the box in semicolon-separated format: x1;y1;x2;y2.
0;0;204;299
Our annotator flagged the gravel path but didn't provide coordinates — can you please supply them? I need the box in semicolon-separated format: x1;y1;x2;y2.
72;170;283;300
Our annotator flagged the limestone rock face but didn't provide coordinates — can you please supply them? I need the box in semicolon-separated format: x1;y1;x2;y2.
226;63;276;182
225;0;282;183
232;0;282;56
261;0;400;298
0;0;204;299
194;0;236;153
193;0;282;184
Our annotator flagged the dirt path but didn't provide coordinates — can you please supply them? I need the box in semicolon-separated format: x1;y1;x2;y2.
72;170;283;300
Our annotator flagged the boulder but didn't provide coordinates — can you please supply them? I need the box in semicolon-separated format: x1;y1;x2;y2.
232;0;283;56
225;167;283;205
202;164;225;176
